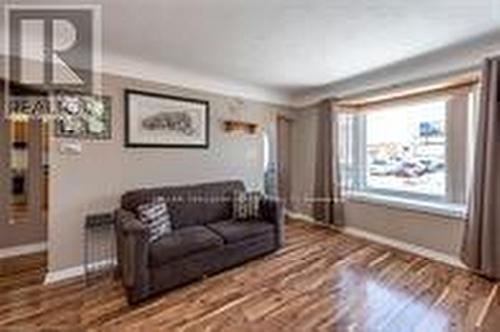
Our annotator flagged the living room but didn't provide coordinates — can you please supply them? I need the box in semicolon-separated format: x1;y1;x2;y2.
0;1;500;331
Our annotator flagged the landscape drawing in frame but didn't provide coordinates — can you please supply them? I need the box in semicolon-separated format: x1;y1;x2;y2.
124;89;209;148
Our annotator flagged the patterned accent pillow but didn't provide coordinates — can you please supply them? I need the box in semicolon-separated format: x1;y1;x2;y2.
233;191;262;220
136;196;172;243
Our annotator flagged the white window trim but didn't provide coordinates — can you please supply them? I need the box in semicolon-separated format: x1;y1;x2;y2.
341;93;475;217
347;191;466;219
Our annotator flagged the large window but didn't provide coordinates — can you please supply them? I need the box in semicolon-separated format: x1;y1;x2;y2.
366;101;446;197
340;90;476;212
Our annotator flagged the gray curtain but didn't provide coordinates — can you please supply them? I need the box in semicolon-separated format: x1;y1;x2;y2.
461;57;500;279
313;100;344;226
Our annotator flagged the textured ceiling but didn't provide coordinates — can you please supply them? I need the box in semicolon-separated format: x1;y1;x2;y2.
1;0;500;104
103;0;500;90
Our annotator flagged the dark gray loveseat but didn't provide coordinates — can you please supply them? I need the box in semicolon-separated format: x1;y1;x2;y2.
115;180;284;304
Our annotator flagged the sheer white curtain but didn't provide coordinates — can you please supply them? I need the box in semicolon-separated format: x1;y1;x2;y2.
335;86;477;208
263;121;278;197
446;87;480;206
337;110;359;198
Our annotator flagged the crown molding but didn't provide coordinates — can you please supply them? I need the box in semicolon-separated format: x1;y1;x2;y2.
102;53;294;106
4;29;499;109
0;51;294;106
291;30;500;108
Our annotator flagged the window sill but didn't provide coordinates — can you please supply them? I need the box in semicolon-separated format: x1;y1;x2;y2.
347;192;466;220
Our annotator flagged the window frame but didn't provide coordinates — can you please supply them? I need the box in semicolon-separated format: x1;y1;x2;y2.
342;90;476;215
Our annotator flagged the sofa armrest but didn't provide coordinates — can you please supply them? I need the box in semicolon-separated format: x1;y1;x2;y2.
115;208;150;303
260;197;285;247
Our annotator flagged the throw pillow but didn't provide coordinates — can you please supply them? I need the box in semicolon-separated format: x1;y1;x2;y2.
136;196;172;243
233;191;262;220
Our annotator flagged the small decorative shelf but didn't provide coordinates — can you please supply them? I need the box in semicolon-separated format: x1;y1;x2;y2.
12;141;27;149
223;120;258;134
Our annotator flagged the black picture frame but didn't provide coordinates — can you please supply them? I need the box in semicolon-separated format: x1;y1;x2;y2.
54;93;112;140
124;89;210;148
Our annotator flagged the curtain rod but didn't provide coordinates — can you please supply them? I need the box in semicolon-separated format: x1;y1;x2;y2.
336;68;481;109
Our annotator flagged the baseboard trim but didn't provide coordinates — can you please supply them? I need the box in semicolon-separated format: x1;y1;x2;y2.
475;284;499;330
287;211;316;223
46;211;466;284
44;265;84;284
286;211;466;269
44;259;116;285
342;226;466;269
0;242;47;259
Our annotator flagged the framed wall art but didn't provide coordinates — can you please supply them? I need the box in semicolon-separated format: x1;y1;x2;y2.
124;89;209;148
54;93;112;140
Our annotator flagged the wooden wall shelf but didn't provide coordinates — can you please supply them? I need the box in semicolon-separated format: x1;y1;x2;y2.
223;120;259;134
12;142;27;149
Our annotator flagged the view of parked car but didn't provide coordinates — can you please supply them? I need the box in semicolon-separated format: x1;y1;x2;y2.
368;157;444;178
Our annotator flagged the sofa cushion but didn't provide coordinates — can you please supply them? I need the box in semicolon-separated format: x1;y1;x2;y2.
136;196;172;243
148;226;223;267
232;191;262;220
121;181;246;229
206;220;274;244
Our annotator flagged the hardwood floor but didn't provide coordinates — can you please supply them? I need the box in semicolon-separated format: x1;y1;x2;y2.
0;220;497;331
0;251;47;292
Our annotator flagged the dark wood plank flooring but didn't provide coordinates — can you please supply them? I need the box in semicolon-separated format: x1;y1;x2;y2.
0;220;497;331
